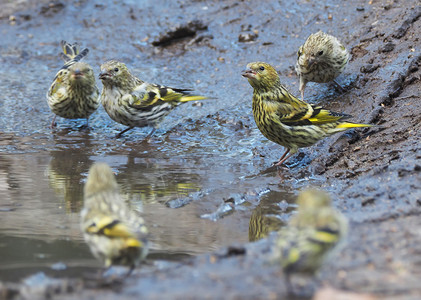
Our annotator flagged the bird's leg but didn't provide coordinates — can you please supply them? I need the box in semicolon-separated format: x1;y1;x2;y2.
50;115;57;129
274;149;291;166
299;78;306;101
332;80;346;93
115;126;134;138
97;266;125;286
285;273;294;295
79;118;91;130
125;265;135;278
101;266;112;278
275;152;296;166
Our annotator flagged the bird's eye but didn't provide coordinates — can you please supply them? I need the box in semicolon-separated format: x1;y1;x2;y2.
318;50;324;56
259;66;265;71
114;67;119;72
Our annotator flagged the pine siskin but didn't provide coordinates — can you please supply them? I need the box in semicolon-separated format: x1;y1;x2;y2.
242;62;372;166
81;163;149;275
274;189;348;291
99;60;207;138
295;31;350;100
47;41;100;128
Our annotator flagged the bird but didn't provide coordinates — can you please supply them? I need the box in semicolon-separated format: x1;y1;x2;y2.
273;189;348;293
80;162;149;276
242;61;373;167
295;31;350;100
47;40;100;128
98;60;207;138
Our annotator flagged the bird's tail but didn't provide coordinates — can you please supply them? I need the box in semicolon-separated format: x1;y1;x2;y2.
179;95;208;102
336;122;374;129
59;40;89;62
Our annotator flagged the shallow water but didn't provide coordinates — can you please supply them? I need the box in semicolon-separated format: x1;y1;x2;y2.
0;128;305;282
0;0;341;283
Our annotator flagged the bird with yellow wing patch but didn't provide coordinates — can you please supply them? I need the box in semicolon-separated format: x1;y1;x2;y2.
242;62;373;166
81;163;149;275
99;60;207;138
273;189;348;293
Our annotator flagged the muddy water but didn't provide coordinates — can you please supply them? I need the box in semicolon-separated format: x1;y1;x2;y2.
0;120;310;282
0;125;305;281
0;0;343;283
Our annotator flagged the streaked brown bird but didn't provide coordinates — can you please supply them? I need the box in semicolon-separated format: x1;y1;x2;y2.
81;163;149;275
273;189;348;293
295;31;350;100
99;60;207;138
47;41;99;128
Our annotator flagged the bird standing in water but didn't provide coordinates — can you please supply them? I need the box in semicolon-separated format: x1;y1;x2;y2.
47;40;99;128
99;60;207;138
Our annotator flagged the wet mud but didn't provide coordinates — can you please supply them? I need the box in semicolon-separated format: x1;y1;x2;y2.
0;0;420;299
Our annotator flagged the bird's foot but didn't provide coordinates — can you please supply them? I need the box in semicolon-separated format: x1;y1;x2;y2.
78;124;91;131
114;127;134;139
272;161;290;168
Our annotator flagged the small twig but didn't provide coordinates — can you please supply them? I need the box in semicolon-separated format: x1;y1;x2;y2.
393;94;417;101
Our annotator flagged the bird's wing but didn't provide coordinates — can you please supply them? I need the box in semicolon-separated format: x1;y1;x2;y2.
48;69;68;97
85;215;137;239
129;83;186;107
60;40;89;63
305;107;351;124
268;92;351;126
129;82;206;108
276;225;338;273
262;86;350;125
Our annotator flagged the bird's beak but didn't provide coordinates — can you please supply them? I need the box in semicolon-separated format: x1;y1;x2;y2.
99;70;110;80
73;69;83;78
241;68;256;79
307;56;316;69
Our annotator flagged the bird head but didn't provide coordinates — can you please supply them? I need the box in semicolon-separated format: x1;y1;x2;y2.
99;60;133;89
242;62;280;90
84;163;119;198
296;188;331;211
301;31;335;69
290;189;338;228
68;62;95;84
